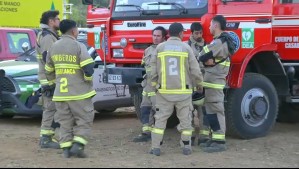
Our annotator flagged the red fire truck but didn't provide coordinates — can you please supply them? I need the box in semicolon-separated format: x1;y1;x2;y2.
82;0;299;139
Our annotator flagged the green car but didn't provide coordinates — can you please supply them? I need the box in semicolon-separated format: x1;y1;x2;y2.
0;48;42;118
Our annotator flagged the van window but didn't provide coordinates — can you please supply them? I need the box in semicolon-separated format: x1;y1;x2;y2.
6;33;31;54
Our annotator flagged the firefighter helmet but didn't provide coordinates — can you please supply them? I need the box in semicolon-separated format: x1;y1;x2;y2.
192;90;205;106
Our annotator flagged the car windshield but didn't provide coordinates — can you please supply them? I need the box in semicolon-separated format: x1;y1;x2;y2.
7;32;32;54
114;0;207;11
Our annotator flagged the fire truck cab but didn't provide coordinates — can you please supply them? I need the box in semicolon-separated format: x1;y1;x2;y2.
83;0;299;139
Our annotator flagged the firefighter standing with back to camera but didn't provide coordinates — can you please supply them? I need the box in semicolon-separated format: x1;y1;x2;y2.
45;19;96;158
198;15;236;153
36;10;61;149
133;26;167;142
150;22;203;156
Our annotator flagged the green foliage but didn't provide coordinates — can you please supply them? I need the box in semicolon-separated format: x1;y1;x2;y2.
68;0;110;27
69;0;87;27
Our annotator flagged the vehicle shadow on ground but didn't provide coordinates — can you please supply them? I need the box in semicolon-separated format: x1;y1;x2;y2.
0;108;138;126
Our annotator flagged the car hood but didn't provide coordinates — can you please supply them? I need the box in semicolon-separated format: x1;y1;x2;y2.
0;60;38;78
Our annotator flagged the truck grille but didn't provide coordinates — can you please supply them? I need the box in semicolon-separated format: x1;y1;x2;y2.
0;77;16;93
133;44;151;50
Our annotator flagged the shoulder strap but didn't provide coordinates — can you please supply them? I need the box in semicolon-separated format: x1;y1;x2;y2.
187;39;192;47
42;29;59;40
37;29;59;48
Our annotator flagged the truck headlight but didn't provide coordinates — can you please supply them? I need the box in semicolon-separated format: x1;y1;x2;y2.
113;49;124;58
120;38;127;48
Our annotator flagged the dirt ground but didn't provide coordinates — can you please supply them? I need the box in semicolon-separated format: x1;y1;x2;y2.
0;107;299;168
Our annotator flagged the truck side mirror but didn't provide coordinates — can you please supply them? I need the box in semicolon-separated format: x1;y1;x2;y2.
82;0;94;5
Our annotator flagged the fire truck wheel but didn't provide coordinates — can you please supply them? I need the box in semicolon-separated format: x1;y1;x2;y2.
277;102;299;123
225;73;278;139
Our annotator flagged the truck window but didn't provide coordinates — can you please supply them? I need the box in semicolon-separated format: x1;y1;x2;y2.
6;33;31;54
93;0;110;8
280;0;299;3
112;0;208;19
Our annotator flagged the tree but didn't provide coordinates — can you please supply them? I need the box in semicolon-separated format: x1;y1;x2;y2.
67;0;110;27
69;0;87;27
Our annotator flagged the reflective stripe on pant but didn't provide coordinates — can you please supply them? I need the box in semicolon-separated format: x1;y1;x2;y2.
203;68;227;140
40;94;56;135
205;102;226;137
142;125;152;133
192;106;211;139
151;93;193;149
55;98;94;146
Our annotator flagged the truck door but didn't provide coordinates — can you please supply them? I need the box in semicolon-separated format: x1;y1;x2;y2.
215;0;273;64
273;0;299;60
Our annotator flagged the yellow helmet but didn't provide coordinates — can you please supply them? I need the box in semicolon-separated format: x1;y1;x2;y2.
192;90;205;106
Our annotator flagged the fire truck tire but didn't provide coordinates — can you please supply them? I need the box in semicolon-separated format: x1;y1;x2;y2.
225;73;278;139
277;102;299;123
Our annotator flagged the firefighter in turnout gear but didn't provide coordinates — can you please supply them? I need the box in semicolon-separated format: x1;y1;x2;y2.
198;15;236;153
187;22;206;61
45;20;96;158
133;26;167;142
186;22;210;146
37;10;60;149
150;23;203;156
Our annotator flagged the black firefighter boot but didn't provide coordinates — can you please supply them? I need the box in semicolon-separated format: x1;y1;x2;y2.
133;132;151;142
203;142;227;153
40;135;60;149
70;142;87;158
149;148;161;156
63;148;71;158
182;141;192;156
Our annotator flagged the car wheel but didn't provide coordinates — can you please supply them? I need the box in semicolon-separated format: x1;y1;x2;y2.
226;73;278;139
0;114;14;119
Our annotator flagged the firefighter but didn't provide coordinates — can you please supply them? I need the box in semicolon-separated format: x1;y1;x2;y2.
186;22;210;146
37;10;60;149
133;26;167;143
150;23;203;156
45;19;96;158
198;15;236;153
